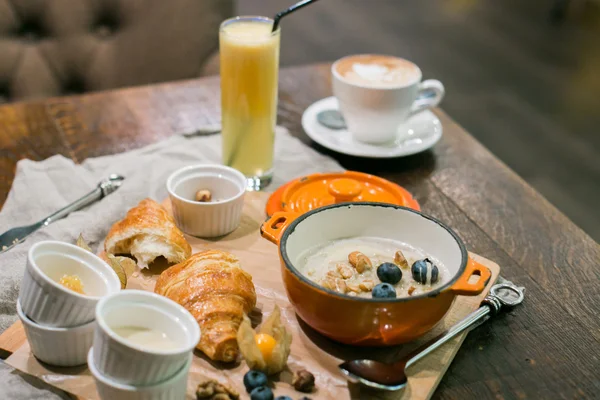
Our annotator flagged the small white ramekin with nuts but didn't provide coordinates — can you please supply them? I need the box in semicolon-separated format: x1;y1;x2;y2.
166;164;246;238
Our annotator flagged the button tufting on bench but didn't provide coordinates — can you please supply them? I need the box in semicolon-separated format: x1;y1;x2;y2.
16;20;46;42
0;0;234;102
94;12;119;38
63;79;86;95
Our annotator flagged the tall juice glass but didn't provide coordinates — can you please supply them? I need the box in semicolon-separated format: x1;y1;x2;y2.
220;16;280;191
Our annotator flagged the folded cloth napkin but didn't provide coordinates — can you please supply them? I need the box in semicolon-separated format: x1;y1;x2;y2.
0;126;343;399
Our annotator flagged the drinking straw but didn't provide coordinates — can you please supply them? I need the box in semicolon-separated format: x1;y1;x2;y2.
272;0;322;32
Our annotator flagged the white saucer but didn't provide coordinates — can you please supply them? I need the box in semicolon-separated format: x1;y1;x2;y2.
302;96;443;158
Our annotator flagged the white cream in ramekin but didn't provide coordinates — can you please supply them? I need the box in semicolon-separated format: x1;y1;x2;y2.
17;300;94;367
18;241;121;327
93;290;200;386
166;164;246;238
88;349;191;400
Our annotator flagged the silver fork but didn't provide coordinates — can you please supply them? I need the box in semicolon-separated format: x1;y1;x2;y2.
0;174;125;255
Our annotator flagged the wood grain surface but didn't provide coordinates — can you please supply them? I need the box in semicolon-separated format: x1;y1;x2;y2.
0;64;598;399
1;193;500;400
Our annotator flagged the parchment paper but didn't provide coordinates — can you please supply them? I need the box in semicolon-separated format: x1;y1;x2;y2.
0;125;343;399
6;192;500;400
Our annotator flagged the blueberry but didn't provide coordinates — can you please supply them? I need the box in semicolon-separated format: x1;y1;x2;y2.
250;386;274;400
411;258;439;285
372;283;397;298
376;262;402;284
275;397;292;400
244;370;268;393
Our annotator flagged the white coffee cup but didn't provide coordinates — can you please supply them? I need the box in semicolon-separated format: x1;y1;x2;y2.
332;54;445;144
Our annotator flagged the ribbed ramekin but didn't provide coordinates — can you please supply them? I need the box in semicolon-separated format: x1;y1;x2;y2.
166;164;246;237
88;349;191;400
17;300;94;367
93;290;200;386
18;241;121;327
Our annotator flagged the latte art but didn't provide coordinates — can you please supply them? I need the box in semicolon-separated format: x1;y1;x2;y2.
335;55;420;87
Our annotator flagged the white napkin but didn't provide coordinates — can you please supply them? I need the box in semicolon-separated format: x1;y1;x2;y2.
0;127;343;399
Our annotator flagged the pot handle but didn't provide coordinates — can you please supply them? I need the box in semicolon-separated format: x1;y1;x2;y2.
449;258;492;296
260;212;298;245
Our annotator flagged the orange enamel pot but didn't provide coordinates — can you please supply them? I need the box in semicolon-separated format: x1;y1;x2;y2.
260;202;491;346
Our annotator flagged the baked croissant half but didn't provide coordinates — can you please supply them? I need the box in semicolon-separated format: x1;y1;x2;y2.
154;250;257;362
105;198;191;268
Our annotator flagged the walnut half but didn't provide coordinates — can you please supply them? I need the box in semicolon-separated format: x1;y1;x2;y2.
292;369;316;393
336;263;354;279
348;251;372;273
335;278;348;294
347;283;361;293
359;279;375;292
196;379;239;400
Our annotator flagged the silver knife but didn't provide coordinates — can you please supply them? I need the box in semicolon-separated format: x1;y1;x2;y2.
0;174;125;254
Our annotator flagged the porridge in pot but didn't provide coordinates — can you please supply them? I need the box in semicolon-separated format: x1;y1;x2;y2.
296;237;449;299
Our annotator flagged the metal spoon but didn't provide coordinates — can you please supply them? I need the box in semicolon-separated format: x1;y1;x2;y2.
180;126;222;137
317;110;347;130
0;174;125;254
338;281;525;391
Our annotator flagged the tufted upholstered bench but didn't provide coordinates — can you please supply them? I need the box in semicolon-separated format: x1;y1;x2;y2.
0;0;233;103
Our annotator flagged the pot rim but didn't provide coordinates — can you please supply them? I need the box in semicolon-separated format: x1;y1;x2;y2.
279;202;468;303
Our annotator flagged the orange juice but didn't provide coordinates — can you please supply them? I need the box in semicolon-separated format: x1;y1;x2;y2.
220;16;280;190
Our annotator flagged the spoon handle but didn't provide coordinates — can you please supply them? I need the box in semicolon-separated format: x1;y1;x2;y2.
404;282;525;368
43;174;125;225
404;305;490;368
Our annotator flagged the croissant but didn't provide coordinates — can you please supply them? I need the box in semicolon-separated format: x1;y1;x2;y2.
105;198;191;269
154;250;257;362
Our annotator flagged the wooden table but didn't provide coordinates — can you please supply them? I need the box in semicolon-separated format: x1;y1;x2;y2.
1;64;598;399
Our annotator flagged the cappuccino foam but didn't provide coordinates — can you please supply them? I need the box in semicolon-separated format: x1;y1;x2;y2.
335;55;420;87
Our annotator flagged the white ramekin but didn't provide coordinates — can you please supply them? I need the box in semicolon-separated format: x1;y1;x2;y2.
17;300;94;367
18;241;121;327
88;349;191;400
93;290;200;386
166;164;246;237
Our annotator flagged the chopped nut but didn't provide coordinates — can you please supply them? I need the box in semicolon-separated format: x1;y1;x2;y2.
195;189;212;202
394;250;409;269
292;369;316;393
347;284;361;293
326;269;342;279
359;279;375;292
196;379;239;399
348;251;372;273
347;291;357;297
336;263;354;279
336;278;348;293
408;286;416;296
321;277;336;291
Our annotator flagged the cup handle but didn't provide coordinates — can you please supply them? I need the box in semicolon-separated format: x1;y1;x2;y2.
409;79;445;116
449;258;492;296
260;212;298;245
